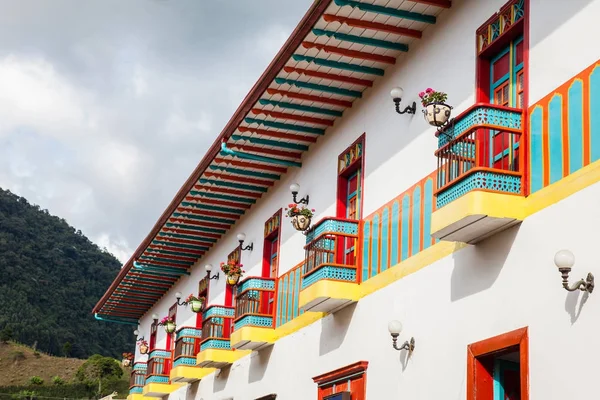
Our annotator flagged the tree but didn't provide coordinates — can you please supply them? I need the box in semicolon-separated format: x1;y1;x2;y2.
75;354;123;395
62;341;72;357
0;327;13;343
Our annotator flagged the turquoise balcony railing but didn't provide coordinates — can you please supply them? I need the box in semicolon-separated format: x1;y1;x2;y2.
234;277;276;330
145;350;171;384
200;305;234;352
434;104;524;208
173;327;202;367
129;362;146;394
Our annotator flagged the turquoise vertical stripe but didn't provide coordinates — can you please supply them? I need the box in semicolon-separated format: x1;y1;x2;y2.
401;195;410;261
282;275;289;324
276;279;283;327
370;215;380;278
362;221;370;282
548;95;564;184
293;268;300;319
423;179;433;250
411;187;421;256
591;67;600;162
568;80;584;174
381;208;389;273
530;107;544;193
391;201;399;265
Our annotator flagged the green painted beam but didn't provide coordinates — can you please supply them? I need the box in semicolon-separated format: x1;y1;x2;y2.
173;210;237;224
220;144;303;168
244;117;324;135
115;288;163;297
189;191;256;204
259;99;342;117
333;0;436;24
138;255;192;266
231;134;309;151
292;54;384;76
123;274;179;285
165;221;228;233
131;268;188;279
146;248;201;259
208;165;280;181
157;231;217;243
151;238;209;251
198;178;268;193
180;200;247;214
95;314;139;326
312;29;408;51
120;281;169;291
275;77;362;98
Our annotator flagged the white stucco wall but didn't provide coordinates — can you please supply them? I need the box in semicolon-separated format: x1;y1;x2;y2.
130;0;600;397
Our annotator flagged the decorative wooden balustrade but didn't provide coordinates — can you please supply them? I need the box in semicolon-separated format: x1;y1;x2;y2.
197;305;236;368
145;349;171;384
129;362;146;394
275;261;305;328
173;327;202;367
431;103;526;243
299;217;361;313
230;277;276;351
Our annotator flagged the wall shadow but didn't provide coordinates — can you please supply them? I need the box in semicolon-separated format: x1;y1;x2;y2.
565;290;590;324
212;366;230;393
248;345;273;383
318;302;356;356
450;224;520;301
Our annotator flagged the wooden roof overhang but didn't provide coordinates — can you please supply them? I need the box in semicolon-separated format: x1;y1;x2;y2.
93;0;451;323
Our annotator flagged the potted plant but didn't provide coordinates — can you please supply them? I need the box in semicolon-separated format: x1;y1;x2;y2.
138;339;149;355
285;203;315;232
220;261;245;286
183;294;206;313
158;316;176;334
121;352;134;367
419;88;452;127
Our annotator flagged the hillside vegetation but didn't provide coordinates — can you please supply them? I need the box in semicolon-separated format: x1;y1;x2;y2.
0;188;132;358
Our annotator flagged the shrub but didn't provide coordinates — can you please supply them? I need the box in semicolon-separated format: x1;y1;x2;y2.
12;351;26;362
29;377;43;385
51;376;64;386
33;351;40;358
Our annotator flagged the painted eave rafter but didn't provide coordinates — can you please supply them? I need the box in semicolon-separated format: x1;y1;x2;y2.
94;0;451;319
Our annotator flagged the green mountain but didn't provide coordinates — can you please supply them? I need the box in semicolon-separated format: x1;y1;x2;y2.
0;188;132;358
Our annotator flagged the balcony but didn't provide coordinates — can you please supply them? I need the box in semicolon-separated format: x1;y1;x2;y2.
298;217;361;313
430;104;527;244
196;305;250;368
170;327;212;383
143;350;179;397
230;277;277;351
127;362;147;400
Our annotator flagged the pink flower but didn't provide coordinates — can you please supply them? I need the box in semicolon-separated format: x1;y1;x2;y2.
418;91;425;98
426;88;433;93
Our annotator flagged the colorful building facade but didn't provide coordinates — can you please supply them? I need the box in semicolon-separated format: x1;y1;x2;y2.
94;0;600;398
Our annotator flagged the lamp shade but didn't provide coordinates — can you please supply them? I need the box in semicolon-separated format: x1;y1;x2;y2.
205;264;213;272
289;183;300;193
175;292;182;299
151;313;158;320
237;233;246;241
133;329;139;336
554;249;575;269
387;320;403;335
390;87;404;100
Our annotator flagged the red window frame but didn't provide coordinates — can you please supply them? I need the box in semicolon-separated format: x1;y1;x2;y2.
149;321;157;351
467;327;529;400
313;361;368;400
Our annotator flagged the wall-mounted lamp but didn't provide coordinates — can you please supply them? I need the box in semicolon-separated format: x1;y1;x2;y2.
554;250;595;293
205;264;219;281
175;292;186;306
290;183;309;205
387;320;415;354
151;313;159;324
390;87;416;115
133;329;144;342
237;233;253;251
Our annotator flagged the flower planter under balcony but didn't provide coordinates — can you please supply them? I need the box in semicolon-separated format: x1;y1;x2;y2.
170;327;211;383
299;218;361;313
143;350;180;397
196;305;250;368
230;277;277;351
430;104;526;244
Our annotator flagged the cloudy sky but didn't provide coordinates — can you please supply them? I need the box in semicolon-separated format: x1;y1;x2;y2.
0;0;312;263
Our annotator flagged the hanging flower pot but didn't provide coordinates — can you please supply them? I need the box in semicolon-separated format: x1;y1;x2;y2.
164;322;176;334
138;341;149;355
220;262;244;286
182;294;206;313
419;89;452;128
121;359;131;368
286;204;315;232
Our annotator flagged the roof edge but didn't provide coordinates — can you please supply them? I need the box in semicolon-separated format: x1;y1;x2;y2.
92;0;334;314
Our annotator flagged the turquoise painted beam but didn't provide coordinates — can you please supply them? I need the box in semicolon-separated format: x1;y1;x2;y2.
157;231;217;243
165;220;229;233
120;281;168;291
189;190;256;204
292;54;384;76
131;268;189;279
151;239;209;251
94;313;139;326
333;0;436;24
180;200;246;215
173;209;237;223
124;274;181;285
110;296;155;305
275;77;362;98
138;255;192;266
312;29;408;51
199;178;268;193
115;288;163;297
146;248;201;258
259;99;342;117
220;142;302;167
208;165;280;181
231;134;309;151
244;117;324;135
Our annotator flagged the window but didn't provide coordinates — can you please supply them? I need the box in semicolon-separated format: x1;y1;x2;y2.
261;210;281;315
166;303;177;350
149;321;157;351
467;327;528;400
195;276;209;331
313;361;368;400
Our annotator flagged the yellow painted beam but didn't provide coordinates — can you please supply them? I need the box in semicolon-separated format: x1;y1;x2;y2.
230;325;277;347
298;279;361;310
196;348;251;365
170;366;215;382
